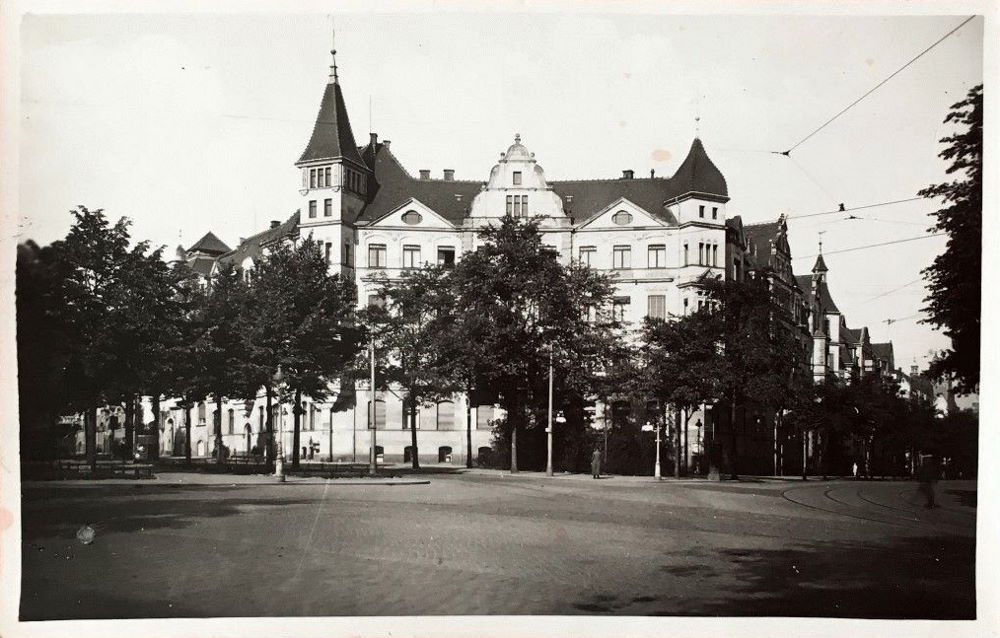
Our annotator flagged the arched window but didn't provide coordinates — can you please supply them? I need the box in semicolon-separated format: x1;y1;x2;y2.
367;400;386;429
612;210;632;225
402;210;422;225
437;401;455;430
227;408;235;434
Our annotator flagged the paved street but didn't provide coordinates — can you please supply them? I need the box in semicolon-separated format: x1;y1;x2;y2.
19;471;976;619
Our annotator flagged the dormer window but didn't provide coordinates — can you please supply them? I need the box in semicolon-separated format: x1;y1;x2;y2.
513;171;522;185
699;205;706;218
402;210;422;225
612;211;632;225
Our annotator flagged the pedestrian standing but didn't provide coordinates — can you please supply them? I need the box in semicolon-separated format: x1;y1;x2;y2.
591;448;602;479
852;462;858;479
918;455;940;509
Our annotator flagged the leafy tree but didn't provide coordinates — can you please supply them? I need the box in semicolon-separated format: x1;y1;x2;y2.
449;216;618;472
244;237;361;470
638;310;725;477
920;84;982;394
367;266;459;469
16;241;75;460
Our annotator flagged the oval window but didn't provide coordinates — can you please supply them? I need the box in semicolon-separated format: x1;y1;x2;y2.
612;211;633;225
402;210;422;225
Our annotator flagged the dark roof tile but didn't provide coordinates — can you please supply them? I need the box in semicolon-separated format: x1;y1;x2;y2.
187;231;231;256
297;81;365;167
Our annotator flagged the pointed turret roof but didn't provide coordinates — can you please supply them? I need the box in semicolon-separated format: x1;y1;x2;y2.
812;252;828;273
187;231;230;256
296;50;365;167
671;137;728;198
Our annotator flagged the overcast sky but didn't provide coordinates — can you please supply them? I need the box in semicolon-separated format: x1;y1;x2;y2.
17;10;983;373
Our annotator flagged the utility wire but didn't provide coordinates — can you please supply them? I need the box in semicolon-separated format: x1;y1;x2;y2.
776;16;976;155
793;232;944;260
780;197;924;221
842;277;924;311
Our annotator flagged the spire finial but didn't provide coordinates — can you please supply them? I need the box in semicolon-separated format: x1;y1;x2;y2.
328;19;338;84
695;115;701;138
515;132;521;144
818;230;826;254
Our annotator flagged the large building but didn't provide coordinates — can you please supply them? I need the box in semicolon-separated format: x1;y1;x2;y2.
148;46;734;467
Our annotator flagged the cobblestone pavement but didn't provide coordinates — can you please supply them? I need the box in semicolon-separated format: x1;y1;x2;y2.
19;472;976;619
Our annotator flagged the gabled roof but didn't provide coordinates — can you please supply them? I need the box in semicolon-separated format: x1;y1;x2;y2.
296;81;365;167
843;327;862;345
744;219;790;265
872;342;894;362
355;143;481;226
669;137;728;199
220;211;300;266
795;274;841;314
551;179;679;225
187;231;231;256
188;255;216;277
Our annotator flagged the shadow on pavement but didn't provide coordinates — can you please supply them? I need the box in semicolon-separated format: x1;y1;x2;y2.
572;533;975;618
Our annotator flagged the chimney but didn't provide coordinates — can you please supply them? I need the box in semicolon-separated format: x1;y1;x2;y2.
419;169;431;180
911;364;919;377
382;139;391;150
270;220;280;229
443;169;455;181
369;132;378;148
622;169;634;180
650;169;655;178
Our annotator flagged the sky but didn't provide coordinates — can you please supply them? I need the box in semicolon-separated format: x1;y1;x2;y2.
16;10;984;374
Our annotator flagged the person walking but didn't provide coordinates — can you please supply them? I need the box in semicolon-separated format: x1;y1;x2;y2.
591;447;602;479
918;454;940;509
852;461;859;480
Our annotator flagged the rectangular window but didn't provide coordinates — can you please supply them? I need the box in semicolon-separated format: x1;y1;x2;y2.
579;246;596;267
648;245;666;268
698;242;704;265
712;206;718;220
712;244;719;266
310;169;317;189
648;295;666;320
476;406;494;430
612;296;630;322
324;242;332;264
402;245;421;268
324;167;331;188
324;199;332;217
403;408;419;430
258;406;264;431
437;247;456;267
368;244;387;268
506;195;513;216
513;171;522;185
699;205;705;218
308;200;317;219
683;298;689;314
584;305;597;323
612;245;631;269
367;400;386;430
514;196;522;217
198;402;206;424
684;243;689;266
367;294;386;309
522;195;528;214
343;242;351;265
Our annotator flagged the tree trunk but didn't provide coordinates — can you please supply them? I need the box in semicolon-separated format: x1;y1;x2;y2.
410;395;420;469
151;393;161;461
215;394;224;464
509;392;518;473
265;386;274;470
466;386;473;469
124;398;135;461
674;406;681;479
802;430;808;480
729;392;739;479
85;406;97;471
184;404;192;466
291;388;302;470
683;408;689;477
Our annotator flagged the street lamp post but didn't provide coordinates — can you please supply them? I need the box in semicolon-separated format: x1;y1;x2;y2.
546;348;554;477
273;366;286;482
369;338;377;477
642;420;662;480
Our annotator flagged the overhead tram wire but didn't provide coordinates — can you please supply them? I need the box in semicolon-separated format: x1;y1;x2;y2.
773;16;976;156
792;233;945;260
780;197;924;222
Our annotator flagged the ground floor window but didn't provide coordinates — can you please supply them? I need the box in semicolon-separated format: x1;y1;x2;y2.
476;406;494;430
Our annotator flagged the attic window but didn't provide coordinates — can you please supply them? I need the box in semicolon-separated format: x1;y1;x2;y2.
513;171;522;185
612;211;632;226
402;211;422;225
